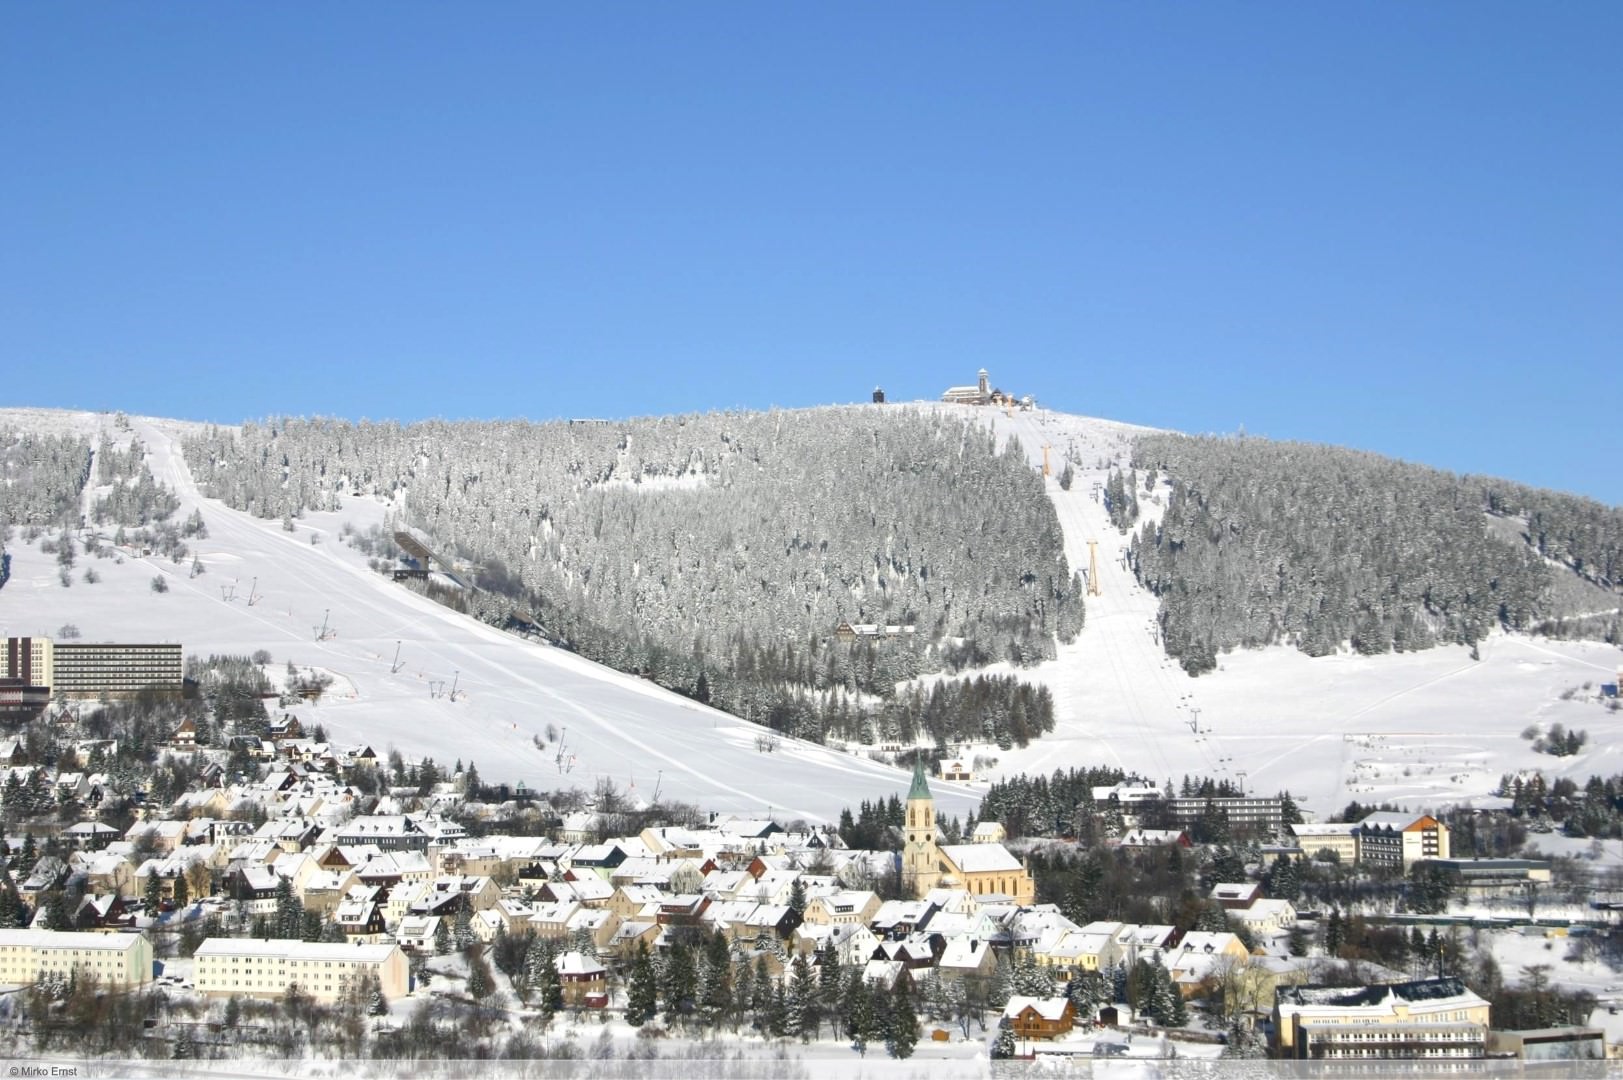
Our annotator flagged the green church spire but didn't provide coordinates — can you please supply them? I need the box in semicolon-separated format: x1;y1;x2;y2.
907;755;932;801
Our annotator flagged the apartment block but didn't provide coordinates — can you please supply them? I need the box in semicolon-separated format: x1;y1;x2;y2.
0;929;152;990
193;938;410;1003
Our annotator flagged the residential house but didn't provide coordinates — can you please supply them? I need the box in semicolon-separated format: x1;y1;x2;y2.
395;914;441;952
803;890;879;927
555;950;608;1007
1003;996;1078;1041
937;935;997;984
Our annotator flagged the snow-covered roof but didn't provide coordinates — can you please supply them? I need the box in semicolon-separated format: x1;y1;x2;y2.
0;929;144;952
1004;995;1072;1021
555;950;606;976
938;936;990;969
1291;823;1358;837
195;938;400;963
940;843;1023;873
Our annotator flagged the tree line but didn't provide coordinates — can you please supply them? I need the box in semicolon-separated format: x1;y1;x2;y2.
1127;433;1620;674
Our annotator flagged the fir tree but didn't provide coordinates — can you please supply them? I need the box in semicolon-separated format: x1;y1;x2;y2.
535;941;563;1016
816;940;841;1011
433;917;452;955
466;955;492;1000
888;988;919;1058
787;875;807;917
846;971;874;1057
698;932;732;1026
626;941;658;1026
1325;909;1345;955
766;980;789;1038
662;940;697;1021
789;950;817;1040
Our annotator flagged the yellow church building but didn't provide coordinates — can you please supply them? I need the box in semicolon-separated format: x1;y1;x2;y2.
903;760;1035;905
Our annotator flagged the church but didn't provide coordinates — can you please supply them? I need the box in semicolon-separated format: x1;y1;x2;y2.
903;759;1036;905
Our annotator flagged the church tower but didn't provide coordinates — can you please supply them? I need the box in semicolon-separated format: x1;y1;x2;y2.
903;757;941;897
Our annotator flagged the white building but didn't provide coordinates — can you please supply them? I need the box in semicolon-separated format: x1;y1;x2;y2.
194;938;410;1003
0;929;152;989
1357;813;1450;870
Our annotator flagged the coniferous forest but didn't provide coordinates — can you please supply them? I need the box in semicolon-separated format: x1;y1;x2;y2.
182;408;1082;746
1127;433;1623;674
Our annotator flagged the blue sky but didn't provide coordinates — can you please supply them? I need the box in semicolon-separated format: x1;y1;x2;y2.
3;4;1619;503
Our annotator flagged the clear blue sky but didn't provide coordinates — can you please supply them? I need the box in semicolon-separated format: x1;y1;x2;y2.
3;4;1619;503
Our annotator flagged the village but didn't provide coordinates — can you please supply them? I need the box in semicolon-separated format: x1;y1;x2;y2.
1;636;1616;1070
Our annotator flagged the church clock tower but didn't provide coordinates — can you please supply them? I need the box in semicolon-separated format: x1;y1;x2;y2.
903;757;941;897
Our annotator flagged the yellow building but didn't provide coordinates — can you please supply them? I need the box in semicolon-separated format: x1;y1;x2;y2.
0;929;152;990
905;762;1035;905
194;938;409;1004
903;760;941;895
1291;823;1360;864
1275;977;1489;1060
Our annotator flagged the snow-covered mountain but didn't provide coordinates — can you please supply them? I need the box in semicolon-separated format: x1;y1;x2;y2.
0;409;984;824
959;406;1622;818
1;405;1619;825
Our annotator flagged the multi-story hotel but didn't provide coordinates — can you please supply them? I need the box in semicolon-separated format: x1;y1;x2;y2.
1274;978;1489;1060
4;638;184;700
3;637;54;687
0;929;152;990
1357;812;1451;870
53;642;183;699
194;939;410;1003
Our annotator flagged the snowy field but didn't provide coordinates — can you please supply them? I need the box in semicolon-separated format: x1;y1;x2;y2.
3;405;1619;826
0;410;982;824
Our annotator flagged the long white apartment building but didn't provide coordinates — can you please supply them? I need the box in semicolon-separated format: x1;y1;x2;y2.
194;938;410;1003
0;929;152;989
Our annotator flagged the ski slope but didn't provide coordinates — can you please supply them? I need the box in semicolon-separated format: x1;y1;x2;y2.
0;410;981;824
4;405;1618;825
946;404;1622;820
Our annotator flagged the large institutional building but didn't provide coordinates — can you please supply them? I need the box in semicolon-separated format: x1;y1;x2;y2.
194;939;410;1004
2;637;183;701
904;760;1035;905
0;929;153;990
1274;978;1490;1061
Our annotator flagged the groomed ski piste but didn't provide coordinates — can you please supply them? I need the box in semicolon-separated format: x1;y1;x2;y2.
0;409;983;824
941;403;1622;824
3;406;1620;828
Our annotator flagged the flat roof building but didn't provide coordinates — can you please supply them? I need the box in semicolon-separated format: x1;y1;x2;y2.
0;929;152;990
194;938;409;1004
52;642;183;699
1274;977;1489;1061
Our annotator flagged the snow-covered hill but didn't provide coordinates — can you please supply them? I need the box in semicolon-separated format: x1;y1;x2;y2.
948;404;1622;818
0;410;982;824
3;405;1619;825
